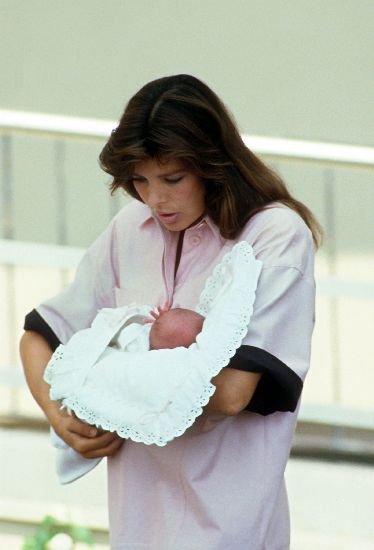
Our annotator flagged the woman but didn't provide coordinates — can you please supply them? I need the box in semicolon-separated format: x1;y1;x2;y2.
20;74;321;549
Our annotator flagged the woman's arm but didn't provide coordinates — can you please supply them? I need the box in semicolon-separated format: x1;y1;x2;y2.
20;331;124;458
203;368;262;416
203;209;316;418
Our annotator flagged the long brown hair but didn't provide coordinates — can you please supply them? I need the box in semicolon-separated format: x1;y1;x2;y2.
100;74;322;247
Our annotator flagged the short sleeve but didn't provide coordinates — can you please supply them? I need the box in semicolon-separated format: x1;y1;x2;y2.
24;309;61;351
228;206;316;415
32;219;119;345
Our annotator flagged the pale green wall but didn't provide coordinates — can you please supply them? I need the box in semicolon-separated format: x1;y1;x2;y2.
1;0;373;145
0;0;373;248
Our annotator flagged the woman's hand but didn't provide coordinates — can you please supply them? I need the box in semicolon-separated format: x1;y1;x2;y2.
20;330;124;458
51;408;124;459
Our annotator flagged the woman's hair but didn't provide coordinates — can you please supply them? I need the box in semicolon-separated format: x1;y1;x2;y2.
100;74;322;247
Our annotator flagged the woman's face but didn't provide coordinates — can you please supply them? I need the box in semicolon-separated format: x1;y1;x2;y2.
132;157;205;231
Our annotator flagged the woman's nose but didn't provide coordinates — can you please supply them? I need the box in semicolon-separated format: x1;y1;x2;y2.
147;182;168;208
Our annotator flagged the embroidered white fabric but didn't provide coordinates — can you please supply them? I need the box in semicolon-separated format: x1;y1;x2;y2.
44;241;262;447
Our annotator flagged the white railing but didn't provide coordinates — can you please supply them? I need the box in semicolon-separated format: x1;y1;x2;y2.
1;238;373;300
1;108;374;166
1;110;373;437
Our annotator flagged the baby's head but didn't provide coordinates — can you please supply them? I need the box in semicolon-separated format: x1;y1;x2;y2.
149;308;204;350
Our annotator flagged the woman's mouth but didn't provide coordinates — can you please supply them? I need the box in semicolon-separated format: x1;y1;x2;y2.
157;212;178;224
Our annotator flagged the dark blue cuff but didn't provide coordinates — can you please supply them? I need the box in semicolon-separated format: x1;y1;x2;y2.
24;309;61;352
227;345;303;415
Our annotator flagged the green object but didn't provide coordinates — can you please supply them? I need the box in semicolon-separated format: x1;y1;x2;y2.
22;515;93;549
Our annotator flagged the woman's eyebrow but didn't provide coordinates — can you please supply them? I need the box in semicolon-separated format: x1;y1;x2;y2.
133;169;186;178
159;169;185;177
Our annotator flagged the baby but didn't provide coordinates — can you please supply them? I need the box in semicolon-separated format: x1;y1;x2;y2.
149;307;204;350
45;240;261;480
50;305;205;483
111;304;205;353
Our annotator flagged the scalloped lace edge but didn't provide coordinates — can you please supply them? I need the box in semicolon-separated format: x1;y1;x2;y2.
44;241;262;446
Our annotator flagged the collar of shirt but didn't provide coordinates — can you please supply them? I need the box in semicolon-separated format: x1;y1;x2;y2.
137;204;226;247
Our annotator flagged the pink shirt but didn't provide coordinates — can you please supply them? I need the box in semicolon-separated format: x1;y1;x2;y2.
38;200;315;549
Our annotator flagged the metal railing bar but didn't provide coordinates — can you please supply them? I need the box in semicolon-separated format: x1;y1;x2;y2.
1;135;14;239
55;140;68;246
1;410;373;465
1;379;371;431
317;278;374;300
1;239;374;299
0;368;26;387
0;109;112;141
1;109;374;167
243;135;374;168
323;168;341;401
299;402;374;430
0;239;84;268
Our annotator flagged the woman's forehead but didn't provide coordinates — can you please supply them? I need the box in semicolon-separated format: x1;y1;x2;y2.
133;157;188;177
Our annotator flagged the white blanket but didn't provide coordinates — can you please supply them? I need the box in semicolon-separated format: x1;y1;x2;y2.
44;241;262;482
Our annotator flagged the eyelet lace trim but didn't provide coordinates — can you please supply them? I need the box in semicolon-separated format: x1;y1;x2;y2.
44;241;262;446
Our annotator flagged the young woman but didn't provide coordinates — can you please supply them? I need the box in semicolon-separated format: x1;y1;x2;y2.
20;74;321;549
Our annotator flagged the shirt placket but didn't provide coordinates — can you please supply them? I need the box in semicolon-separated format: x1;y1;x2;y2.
174;222;206;287
160;227;179;306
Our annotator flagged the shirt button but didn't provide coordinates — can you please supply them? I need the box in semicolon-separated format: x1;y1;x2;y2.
189;235;201;246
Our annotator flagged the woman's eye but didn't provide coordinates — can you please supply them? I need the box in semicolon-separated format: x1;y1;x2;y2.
165;175;184;184
132;177;146;184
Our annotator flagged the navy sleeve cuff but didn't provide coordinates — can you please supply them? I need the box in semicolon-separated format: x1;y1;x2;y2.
24;309;61;352
227;345;303;416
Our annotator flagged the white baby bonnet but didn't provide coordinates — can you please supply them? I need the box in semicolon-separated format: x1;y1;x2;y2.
44;241;262;482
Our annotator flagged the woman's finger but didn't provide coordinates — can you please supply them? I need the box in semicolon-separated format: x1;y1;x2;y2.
65;415;98;438
79;434;125;459
52;414;97;446
70;430;120;454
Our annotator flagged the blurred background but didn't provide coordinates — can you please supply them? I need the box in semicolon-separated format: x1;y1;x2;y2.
0;1;373;548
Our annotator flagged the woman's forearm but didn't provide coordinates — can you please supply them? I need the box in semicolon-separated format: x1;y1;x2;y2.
19;330;125;458
203;368;262;416
19;330;61;423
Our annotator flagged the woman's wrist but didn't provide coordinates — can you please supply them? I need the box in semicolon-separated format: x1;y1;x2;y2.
43;398;64;426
